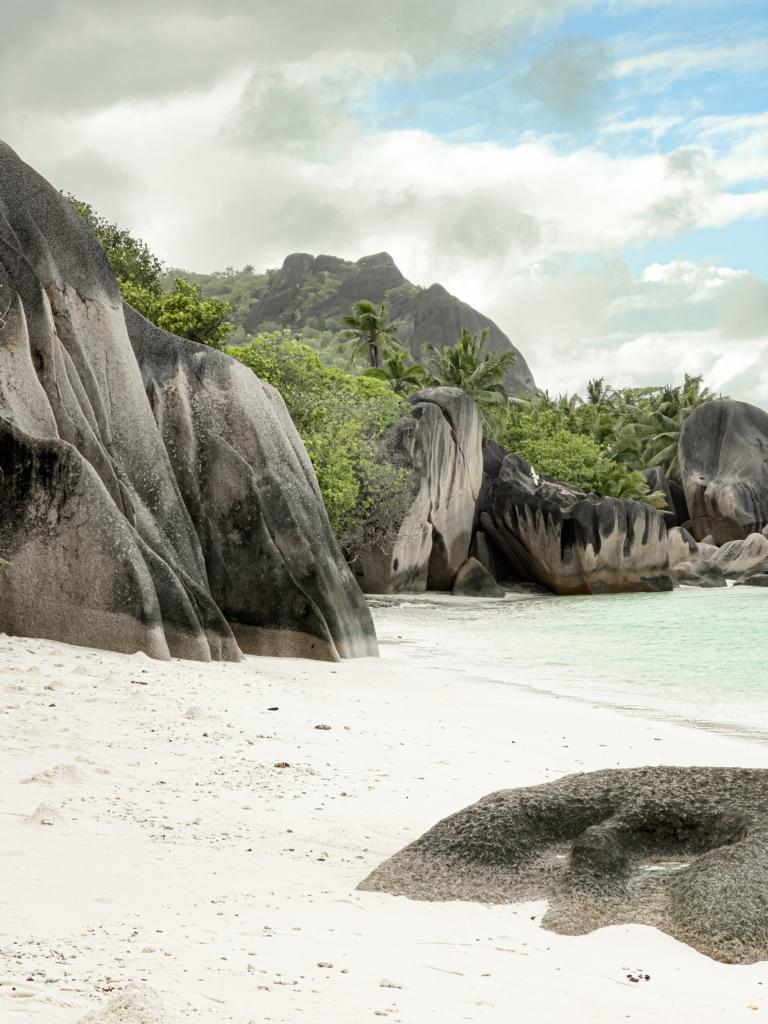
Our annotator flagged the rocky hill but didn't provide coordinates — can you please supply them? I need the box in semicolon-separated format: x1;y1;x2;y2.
182;252;536;395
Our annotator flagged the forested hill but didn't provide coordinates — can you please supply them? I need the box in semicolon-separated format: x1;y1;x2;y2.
166;252;536;395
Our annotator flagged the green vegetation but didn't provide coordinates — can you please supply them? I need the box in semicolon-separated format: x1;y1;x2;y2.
67;195;234;348
425;328;516;434
228;332;415;558
362;346;428;395
501;374;722;506
339;299;403;369
62;191;720;523
122;277;234;348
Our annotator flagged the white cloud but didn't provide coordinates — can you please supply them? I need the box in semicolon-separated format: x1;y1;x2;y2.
615;40;768;85
3;0;767;406
484;258;768;403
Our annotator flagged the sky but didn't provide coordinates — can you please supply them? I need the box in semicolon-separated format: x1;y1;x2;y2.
3;0;768;400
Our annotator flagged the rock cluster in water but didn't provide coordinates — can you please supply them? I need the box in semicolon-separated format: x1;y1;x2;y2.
0;142;376;661
475;443;672;595
360;766;768;964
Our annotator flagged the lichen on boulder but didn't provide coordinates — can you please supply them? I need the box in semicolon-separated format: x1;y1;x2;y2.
360;766;768;964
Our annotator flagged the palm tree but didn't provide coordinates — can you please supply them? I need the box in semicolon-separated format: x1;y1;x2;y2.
425;328;516;434
362;346;428;396
586;377;613;406
339;300;402;369
641;375;718;479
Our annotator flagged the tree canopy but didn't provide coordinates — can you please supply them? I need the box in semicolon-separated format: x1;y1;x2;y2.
67;195;234;348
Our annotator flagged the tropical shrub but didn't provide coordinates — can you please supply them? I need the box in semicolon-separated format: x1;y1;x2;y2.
229;332;415;557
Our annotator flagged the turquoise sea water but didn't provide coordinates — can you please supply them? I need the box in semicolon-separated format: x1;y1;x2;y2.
370;587;768;739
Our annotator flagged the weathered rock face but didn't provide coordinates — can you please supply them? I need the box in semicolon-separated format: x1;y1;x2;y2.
0;141;376;661
670;559;726;588
712;532;768;580
680;400;768;544
360;766;768;964
243;251;536;396
642;466;690;527
478;445;672;595
452;557;505;598
126;307;377;659
354;388;483;594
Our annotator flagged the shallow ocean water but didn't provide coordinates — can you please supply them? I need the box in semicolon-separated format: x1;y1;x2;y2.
370;586;768;740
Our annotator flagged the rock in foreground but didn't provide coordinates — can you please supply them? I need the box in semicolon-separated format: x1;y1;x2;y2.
0;141;376;661
360;766;768;964
680;400;768;544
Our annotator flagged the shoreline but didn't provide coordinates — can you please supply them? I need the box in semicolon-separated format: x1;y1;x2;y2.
2;620;768;1022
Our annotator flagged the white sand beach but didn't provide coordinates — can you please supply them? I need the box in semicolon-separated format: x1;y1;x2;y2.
2;602;767;1023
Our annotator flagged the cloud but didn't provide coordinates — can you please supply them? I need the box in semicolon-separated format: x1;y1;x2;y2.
0;0;588;118
2;0;767;406
615;39;768;85
519;35;614;125
484;258;768;403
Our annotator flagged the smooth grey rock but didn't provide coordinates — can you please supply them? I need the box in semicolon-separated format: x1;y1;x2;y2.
452;557;505;598
478;445;673;595
735;573;768;587
711;533;768;580
680;400;768;544
642;466;690;526
360;766;768;964
354;388;483;594
670;559;727;588
666;526;698;568
243;252;536;396
0;141;376;662
126;306;377;660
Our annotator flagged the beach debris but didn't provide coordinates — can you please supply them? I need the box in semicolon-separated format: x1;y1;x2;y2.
77;981;170;1022
274;761;291;769
23;802;67;827
315;723;332;730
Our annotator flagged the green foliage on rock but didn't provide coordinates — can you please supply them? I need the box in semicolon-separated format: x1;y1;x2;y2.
123;278;234;349
67;195;163;293
67;195;235;348
426;328;515;435
500;374;721;506
501;410;610;493
229;332;414;556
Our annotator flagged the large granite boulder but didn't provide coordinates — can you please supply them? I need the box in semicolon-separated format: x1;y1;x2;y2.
642;466;690;527
0;141;376;661
478;444;672;595
126;307;376;659
353;388;483;594
360;766;768;964
680;400;768;544
243;252;536;396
